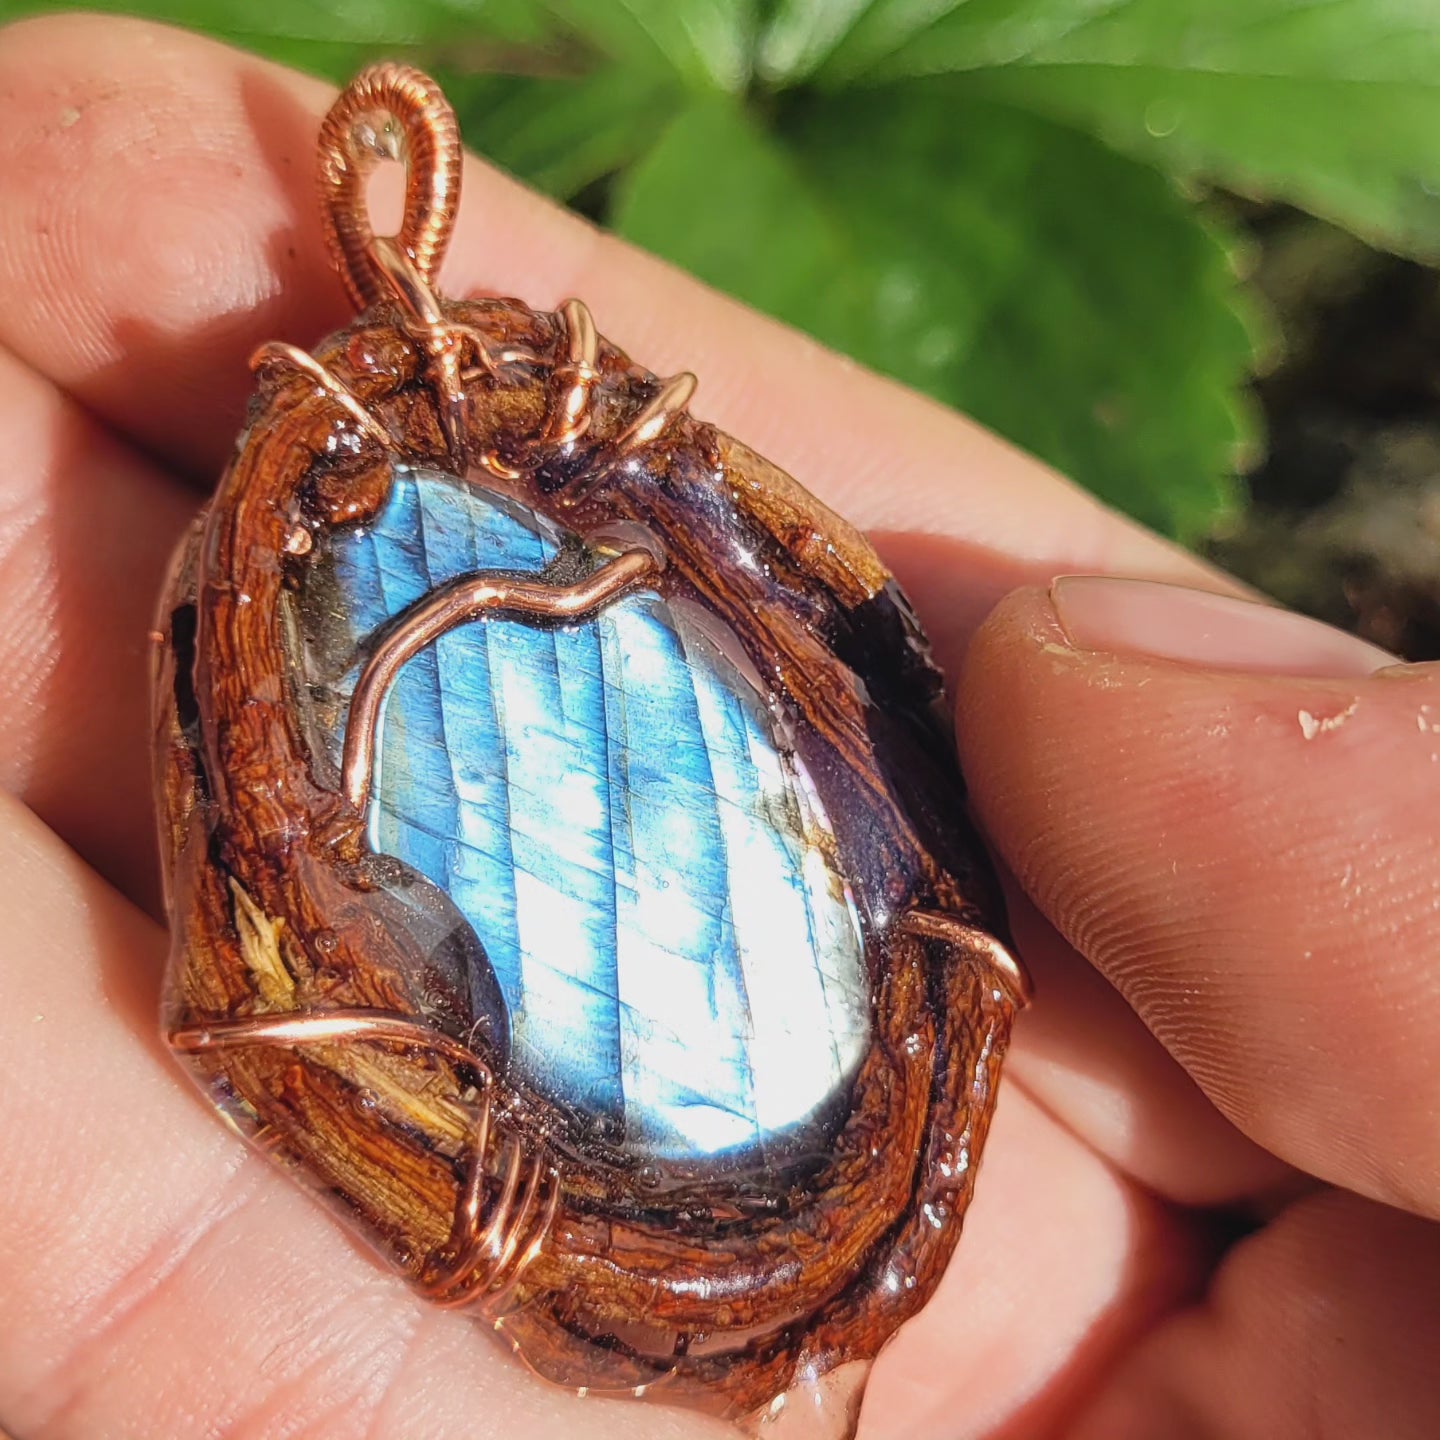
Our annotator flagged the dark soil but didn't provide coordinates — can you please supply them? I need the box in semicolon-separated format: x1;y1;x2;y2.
1207;206;1440;662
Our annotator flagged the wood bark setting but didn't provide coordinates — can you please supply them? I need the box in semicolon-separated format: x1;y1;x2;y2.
151;63;1027;1435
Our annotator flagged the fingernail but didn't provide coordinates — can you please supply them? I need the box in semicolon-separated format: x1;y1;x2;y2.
1050;576;1399;678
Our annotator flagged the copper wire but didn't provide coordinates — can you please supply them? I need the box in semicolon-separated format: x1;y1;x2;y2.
364;236;546;464
615;372;697;454
168;1008;557;1310
366;234;471;458
317;70;697;482
560;369;699;503
170;1008;491;1076
318;63;461;312
545;298;601;446
249;341;393;449
421;1127;560;1314
340;547;661;813
484;1178;561;1317
900;910;1032;1006
488;1149;546;1280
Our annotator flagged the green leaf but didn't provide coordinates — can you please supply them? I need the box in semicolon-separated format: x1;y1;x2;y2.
0;0;758;90
613;89;1258;539
1;0;552;55
757;0;877;84
760;0;1105;86
773;0;1440;262
449;68;685;199
0;0;567;81
544;0;759;93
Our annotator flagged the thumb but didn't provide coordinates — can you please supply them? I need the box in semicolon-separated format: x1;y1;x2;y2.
957;578;1440;1217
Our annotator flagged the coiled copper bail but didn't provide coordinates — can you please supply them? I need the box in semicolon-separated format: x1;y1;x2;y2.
318;65;477;458
317;63;461;313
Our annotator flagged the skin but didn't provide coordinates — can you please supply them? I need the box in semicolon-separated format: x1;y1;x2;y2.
0;15;1434;1439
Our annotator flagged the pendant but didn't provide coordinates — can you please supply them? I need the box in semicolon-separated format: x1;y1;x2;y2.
153;64;1028;1438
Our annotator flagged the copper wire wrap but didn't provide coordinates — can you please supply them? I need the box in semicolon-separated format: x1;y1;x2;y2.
900;909;1031;1007
169;1010;558;1311
341;547;662;813
317;70;550;465
318;63;461;312
250;341;394;449
317;68;696;474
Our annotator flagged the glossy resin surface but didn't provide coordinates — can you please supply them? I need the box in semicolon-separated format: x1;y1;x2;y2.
295;465;870;1164
156;287;1024;1438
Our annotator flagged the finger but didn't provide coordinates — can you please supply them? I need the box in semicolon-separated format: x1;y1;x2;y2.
0;789;714;1440
958;579;1440;1216
0;14;1233;676
1069;1189;1440;1440
0;342;191;906
0;792;1192;1440
862;1084;1206;1440
1000;871;1294;1208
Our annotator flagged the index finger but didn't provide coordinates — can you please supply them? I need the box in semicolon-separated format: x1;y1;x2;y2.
0;14;1230;670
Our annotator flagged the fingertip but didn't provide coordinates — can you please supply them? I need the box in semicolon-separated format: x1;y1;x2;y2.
1049;574;1398;677
954;584;1076;863
955;579;1440;1215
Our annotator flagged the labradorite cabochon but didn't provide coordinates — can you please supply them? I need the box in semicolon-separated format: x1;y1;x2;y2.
293;466;871;1165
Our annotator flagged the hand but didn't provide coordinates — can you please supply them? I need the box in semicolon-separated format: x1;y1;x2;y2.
0;15;1433;1440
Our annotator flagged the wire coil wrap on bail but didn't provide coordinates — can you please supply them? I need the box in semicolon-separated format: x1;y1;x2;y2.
317;63;461;312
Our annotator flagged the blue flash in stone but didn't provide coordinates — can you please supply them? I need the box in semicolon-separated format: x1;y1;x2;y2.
299;467;870;1162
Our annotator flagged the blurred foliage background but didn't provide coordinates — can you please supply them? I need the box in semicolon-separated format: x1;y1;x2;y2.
6;0;1440;656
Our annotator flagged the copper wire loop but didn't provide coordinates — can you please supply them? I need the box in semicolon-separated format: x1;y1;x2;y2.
316;73;700;481
318;63;462;311
169;1009;556;1312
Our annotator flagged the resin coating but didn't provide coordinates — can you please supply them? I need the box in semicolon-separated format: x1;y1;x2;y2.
157;283;1022;1436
